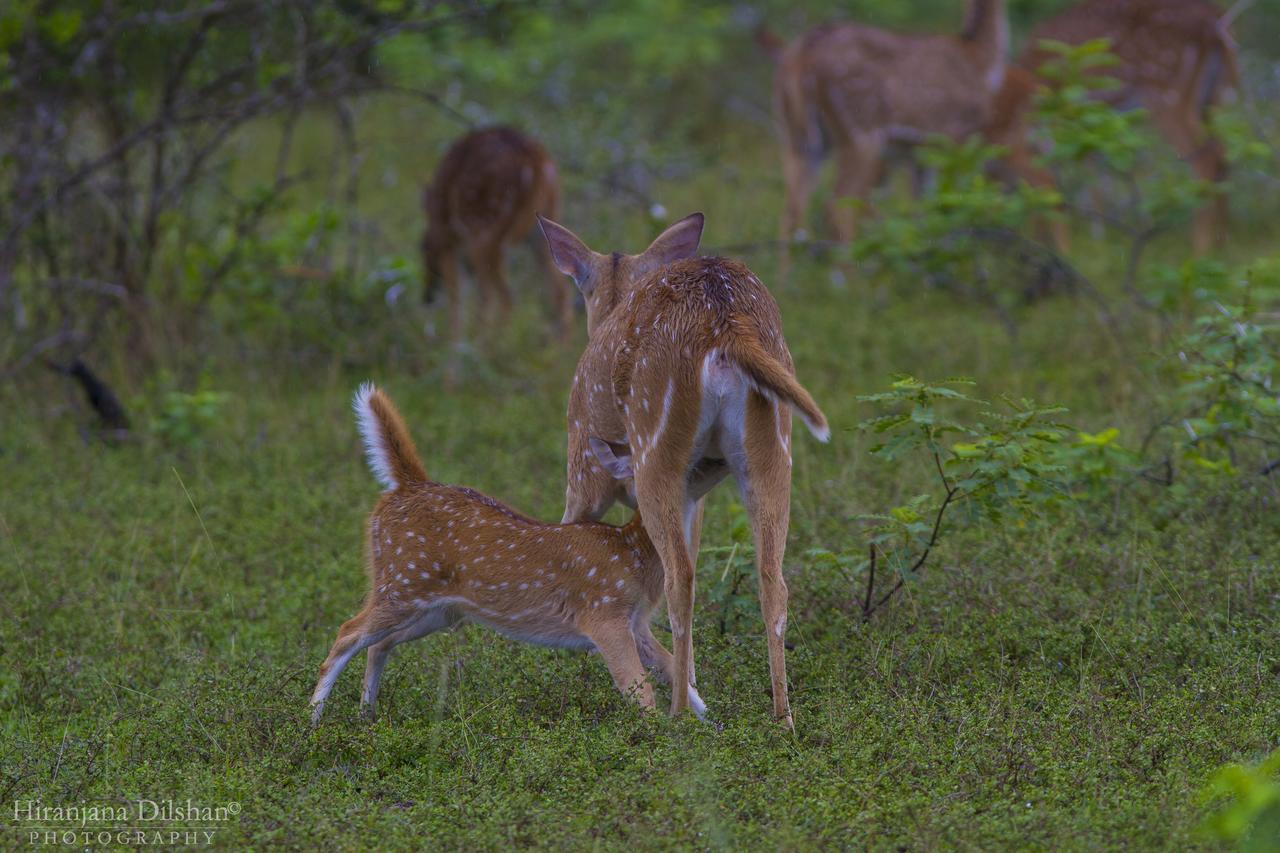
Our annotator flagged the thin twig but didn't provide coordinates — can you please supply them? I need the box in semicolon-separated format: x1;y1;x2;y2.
862;544;876;617
863;452;959;621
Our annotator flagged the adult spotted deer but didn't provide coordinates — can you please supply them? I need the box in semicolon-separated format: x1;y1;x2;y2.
988;0;1240;254
310;384;707;723
765;1;1009;271
539;213;829;727
421;127;571;353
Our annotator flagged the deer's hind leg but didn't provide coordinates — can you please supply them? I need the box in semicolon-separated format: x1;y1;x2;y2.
361;604;459;720
627;375;703;717
431;244;463;388
1150;101;1228;254
311;606;405;723
726;392;796;728
829;134;884;244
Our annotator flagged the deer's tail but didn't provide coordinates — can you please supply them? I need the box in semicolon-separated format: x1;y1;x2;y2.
724;331;830;443
353;383;428;490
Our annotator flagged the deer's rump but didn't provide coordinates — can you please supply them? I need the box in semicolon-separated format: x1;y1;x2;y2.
607;257;828;444
1020;0;1238;115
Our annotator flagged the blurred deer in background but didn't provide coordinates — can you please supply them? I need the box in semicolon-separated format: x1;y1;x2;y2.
310;384;707;723
540;213;829;728
763;1;1009;274
988;0;1241;254
421;127;572;359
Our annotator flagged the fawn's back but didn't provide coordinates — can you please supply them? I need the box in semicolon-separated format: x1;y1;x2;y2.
364;484;661;648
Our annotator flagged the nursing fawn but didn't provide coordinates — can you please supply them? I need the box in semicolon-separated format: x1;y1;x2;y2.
310;384;706;723
540;213;829;728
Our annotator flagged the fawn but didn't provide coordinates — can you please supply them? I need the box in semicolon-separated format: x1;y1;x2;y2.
309;384;706;723
762;0;1009;273
421;127;571;356
539;213;829;728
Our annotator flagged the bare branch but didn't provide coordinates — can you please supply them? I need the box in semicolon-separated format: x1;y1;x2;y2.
862;454;959;621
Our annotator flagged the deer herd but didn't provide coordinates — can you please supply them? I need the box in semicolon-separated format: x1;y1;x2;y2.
313;0;1243;728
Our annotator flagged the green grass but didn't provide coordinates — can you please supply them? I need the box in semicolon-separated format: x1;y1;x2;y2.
3;97;1280;848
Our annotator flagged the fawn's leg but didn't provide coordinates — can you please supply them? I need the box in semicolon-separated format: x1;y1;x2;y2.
1003;136;1070;254
633;619;708;720
729;394;796;728
580;618;654;711
311;609;397;723
361;605;455;720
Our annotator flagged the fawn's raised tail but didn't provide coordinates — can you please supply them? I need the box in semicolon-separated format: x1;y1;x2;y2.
352;383;428;490
723;330;830;443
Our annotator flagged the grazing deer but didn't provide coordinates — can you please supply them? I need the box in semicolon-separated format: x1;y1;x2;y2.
310;384;707;723
765;1;1009;271
990;0;1240;254
421;126;572;353
539;213;830;727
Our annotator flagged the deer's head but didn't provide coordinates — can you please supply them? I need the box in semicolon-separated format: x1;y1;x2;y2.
538;213;704;335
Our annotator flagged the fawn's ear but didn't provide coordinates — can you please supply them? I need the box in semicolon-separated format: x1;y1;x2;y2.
539;215;597;293
589;437;633;481
636;212;704;276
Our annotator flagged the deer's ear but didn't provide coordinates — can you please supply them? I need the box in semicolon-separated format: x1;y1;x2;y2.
539;215;597;293
636;212;704;275
588;437;633;481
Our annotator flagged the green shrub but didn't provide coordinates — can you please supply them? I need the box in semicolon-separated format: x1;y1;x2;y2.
150;389;230;450
809;377;1071;617
1201;747;1280;852
1167;268;1279;477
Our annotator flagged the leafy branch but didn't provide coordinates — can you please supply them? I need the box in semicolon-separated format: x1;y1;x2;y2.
812;377;1072;620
